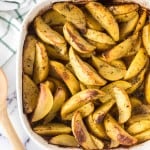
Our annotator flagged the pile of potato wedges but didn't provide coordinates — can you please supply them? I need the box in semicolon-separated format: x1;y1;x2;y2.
23;1;150;149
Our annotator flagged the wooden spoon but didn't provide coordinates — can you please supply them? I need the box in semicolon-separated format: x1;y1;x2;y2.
0;69;24;150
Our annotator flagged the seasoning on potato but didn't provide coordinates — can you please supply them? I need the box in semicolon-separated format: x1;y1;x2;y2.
22;1;150;149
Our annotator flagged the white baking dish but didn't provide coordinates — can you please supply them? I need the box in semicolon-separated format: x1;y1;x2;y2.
16;0;150;149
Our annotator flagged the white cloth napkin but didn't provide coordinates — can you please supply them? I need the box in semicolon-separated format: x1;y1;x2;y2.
0;0;39;67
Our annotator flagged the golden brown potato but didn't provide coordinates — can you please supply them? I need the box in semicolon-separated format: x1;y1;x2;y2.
23;35;37;76
33;41;49;84
86;2;119;41
22;74;39;113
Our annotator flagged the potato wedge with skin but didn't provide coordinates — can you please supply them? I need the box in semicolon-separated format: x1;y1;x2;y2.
119;12;139;40
93;99;115;123
100;80;132;103
23;74;39;114
86;115;108;139
53;2;86;33
113;87;131;124
104;114;137;146
142;23;150;55
83;9;103;31
115;11;137;23
63;22;96;54
63;102;94;120
86;2;119;41
23;35;37;76
49;60;80;95
49;134;79;147
103;33;138;62
32;81;53;122
134;9;147;33
33;41;49;84
92;56;126;81
43;86;66;124
87;39;113;51
125;36;142;57
33;123;71;135
42;9;66;25
45;44;69;61
110;59;126;70
34;16;67;54
145;71;150;104
61;89;105;119
127;120;150;135
127;114;150;125
69;47;107;86
127;63;148;94
134;129;150;143
90;134;104;149
72;112;98;149
83;29;115;45
108;4;139;15
124;48;148;80
48;77;69;98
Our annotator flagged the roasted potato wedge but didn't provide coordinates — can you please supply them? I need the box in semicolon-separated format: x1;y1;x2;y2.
103;33;138;62
93;99;115;123
42;9;66;25
100;80;132;103
43;86;66;124
33;41;49;84
134;129;150;143
124;48;148;80
87;39;113;51
22;74;39;113
127;64;148;94
49;134;79;147
53;2;86;33
86;2;119;41
108;4;139;15
63;22;96;54
33;123;71;135
84;29;115;45
115;11;137;23
61;89;105;119
49;60;80;95
92;56;126;81
23;35;37;76
72;112;97;149
134;9;147;33
45;44;69;61
34;16;67;54
86;115;108;139
63;102;94;120
83;8;103;31
69;47;107;86
90;134;104;149
104;114;137;146
119;12;139;40
127;120;150;135
32;81;53;122
113;87;131;124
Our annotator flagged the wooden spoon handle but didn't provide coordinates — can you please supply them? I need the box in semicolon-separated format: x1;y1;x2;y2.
1;110;24;150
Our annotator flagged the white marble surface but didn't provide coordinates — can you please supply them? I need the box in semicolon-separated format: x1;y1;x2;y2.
1;54;43;150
